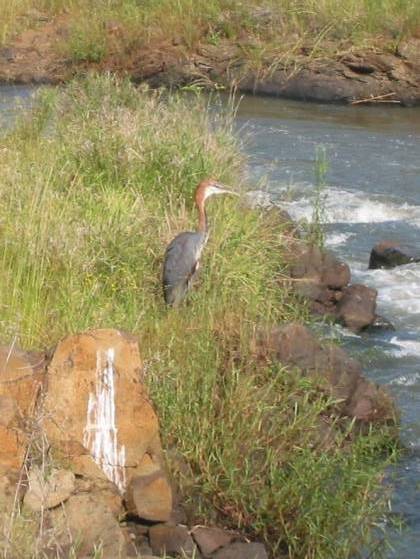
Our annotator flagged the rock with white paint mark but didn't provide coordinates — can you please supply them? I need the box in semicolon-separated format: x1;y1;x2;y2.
42;329;171;518
23;466;75;511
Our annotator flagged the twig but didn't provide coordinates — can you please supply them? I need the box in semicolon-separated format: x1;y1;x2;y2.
351;92;400;105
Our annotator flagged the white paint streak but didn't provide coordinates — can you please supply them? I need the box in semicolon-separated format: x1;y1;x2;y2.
83;348;126;493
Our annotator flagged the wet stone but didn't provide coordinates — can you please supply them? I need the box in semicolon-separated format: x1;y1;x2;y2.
336;284;377;332
369;241;420;269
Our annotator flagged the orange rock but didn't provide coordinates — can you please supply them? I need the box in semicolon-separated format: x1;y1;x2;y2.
0;346;45;473
43;329;171;519
23;467;75;512
45;493;126;559
0;346;45;422
125;453;173;521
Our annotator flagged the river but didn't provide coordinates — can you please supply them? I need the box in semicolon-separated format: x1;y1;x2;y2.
235;96;420;559
1;85;420;558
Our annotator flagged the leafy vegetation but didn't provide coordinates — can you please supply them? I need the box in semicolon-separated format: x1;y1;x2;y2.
0;75;398;558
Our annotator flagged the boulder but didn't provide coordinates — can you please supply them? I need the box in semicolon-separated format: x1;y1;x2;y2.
212;542;268;559
254;323;396;423
124;453;173;522
192;526;236;556
23;467;75;512
44;493;126;559
289;245;351;291
73;472;123;517
287;245;381;331
242;193;299;236
255;322;361;403
122;523;154;557
149;523;197;556
42;329;171;520
347;378;395;424
0;471;25;514
369;241;420;269
0;346;45;472
336;284;377;332
288;244;352;318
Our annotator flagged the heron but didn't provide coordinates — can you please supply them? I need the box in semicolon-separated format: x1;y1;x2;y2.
162;178;237;306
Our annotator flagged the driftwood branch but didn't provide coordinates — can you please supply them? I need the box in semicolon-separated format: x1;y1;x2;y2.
351;92;400;105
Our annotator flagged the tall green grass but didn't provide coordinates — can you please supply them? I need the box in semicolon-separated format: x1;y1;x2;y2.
0;1;419;57
0;75;397;558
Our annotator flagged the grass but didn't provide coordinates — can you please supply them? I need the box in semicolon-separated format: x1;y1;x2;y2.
0;1;419;64
0;75;398;558
307;145;329;249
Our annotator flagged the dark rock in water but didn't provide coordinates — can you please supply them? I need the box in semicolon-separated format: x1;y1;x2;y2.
367;314;395;332
253;322;396;424
212;542;268;559
369;241;420;269
288;244;353;318
289;244;351;294
287;245;381;333
336;284;377;332
321;251;352;289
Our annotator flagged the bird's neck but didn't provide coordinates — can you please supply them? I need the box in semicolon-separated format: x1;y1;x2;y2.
197;199;207;233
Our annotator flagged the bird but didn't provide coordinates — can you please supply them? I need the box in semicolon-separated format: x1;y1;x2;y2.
162;178;237;306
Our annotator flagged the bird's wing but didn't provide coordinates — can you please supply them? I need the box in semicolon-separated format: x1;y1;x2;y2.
163;232;205;303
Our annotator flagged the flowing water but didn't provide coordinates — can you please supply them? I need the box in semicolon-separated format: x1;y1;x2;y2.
1;85;420;557
235;96;420;559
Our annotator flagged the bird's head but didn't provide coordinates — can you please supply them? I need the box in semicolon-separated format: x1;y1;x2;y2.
195;178;238;205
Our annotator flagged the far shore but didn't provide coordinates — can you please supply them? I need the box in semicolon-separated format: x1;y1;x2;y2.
1;5;419;106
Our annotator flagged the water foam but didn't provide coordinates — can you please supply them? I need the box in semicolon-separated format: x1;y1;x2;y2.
388;337;420;358
355;265;420;318
390;372;420;386
326;232;354;247
280;187;420;226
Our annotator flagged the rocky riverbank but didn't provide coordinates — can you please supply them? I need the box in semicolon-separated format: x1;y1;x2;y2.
0;320;395;558
0;204;398;558
1;12;420;105
0;75;401;558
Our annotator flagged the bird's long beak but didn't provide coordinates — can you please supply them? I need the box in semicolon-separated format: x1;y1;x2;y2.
214;183;240;196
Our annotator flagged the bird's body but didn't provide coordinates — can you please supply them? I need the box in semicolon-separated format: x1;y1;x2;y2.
162;178;236;306
163;230;207;306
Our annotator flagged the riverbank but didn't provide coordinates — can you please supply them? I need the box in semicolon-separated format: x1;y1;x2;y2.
0;2;420;105
0;76;399;558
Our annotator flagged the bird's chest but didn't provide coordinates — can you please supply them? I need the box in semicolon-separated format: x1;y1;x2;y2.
194;234;208;263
